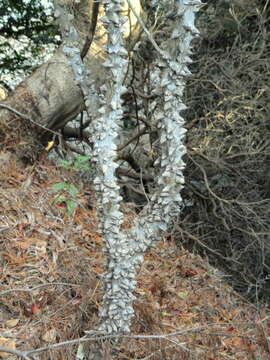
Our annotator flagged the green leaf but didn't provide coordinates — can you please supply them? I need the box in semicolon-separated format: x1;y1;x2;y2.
52;195;67;205
79;164;92;171
74;155;92;171
50;182;68;191
59;160;72;169
66;199;76;215
177;291;188;299
67;184;78;198
75;155;91;164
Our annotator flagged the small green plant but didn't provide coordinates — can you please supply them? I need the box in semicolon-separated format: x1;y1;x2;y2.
50;155;91;215
51;182;78;215
59;155;92;171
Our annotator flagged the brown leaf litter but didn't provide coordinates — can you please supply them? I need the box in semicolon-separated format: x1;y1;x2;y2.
0;157;270;359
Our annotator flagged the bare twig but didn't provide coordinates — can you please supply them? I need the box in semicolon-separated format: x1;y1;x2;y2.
0;103;61;137
175;224;241;265
0;282;79;296
24;324;227;356
0;348;32;360
189;154;269;207
117;167;154;182
126;0;166;58
0;323;249;359
118;127;148;151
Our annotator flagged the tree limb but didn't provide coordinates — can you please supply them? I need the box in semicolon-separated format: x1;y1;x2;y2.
81;1;100;59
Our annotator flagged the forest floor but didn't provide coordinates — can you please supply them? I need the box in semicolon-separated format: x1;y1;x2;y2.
0;156;270;359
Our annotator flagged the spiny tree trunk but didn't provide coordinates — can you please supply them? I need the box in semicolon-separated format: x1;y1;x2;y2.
88;0;202;335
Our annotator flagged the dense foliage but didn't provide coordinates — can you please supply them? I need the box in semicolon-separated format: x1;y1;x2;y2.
0;0;58;83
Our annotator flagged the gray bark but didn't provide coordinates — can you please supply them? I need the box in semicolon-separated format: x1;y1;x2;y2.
93;0;203;334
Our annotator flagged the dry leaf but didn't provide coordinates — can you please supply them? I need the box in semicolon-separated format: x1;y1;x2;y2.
45;141;54;151
4;319;19;328
42;328;57;343
0;87;7;100
0;338;16;358
16;238;47;253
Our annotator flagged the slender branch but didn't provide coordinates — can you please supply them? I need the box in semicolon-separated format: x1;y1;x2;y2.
0;348;32;360
117;153;140;172
118;126;148;151
6;324;228;357
126;0;166;58
0;103;61;137
124;183;147;197
117;167;154;182
81;1;100;59
134;89;156;100
0;282;79;296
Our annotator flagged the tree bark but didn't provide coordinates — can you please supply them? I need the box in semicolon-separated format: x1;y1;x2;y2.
0;50;85;160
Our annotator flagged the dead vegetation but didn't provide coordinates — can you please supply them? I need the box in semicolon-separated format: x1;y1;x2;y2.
0;157;270;359
177;0;270;302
